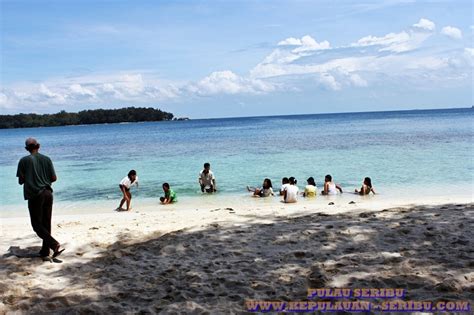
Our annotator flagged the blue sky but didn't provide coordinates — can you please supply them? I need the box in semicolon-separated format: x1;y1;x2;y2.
1;0;473;118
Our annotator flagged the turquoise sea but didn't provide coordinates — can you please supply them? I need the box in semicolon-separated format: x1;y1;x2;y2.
1;108;472;215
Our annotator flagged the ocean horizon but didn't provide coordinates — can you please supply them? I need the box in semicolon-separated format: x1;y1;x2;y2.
1;107;472;216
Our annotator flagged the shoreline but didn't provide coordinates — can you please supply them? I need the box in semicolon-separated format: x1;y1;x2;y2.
1;191;472;219
1;200;472;313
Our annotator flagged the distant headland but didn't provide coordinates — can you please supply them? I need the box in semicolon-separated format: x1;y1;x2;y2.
0;107;188;129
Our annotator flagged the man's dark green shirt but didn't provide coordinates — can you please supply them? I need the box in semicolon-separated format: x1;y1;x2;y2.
16;153;56;200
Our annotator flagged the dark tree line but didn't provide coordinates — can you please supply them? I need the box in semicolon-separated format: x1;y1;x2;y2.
0;107;174;129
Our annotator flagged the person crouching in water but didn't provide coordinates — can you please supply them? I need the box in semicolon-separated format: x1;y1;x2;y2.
279;177;290;196
283;177;298;203
199;162;217;193
303;177;317;197
117;170;138;211
355;177;376;195
160;182;177;204
321;174;343;195
247;178;274;197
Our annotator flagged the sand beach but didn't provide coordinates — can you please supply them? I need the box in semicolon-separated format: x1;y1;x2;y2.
1;196;472;314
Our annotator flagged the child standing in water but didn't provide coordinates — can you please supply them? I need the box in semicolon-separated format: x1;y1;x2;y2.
160;182;177;204
117;170;138;211
355;177;376;195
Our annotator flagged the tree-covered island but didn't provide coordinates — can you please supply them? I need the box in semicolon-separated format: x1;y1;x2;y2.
0;107;180;129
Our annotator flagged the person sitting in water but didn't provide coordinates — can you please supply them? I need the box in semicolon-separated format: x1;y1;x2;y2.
247;178;274;197
283;177;298;203
355;177;376;195
199;162;217;193
160;182;177;204
117;170;139;211
321;174;343;195
303;177;317;197
279;177;290;196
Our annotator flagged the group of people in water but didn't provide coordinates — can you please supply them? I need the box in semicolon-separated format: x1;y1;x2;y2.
17;138;376;259
117;162;376;210
118;170;180;210
116;162;215;211
248;174;375;203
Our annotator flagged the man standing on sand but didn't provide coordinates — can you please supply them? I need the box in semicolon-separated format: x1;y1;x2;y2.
16;138;64;259
199;162;217;193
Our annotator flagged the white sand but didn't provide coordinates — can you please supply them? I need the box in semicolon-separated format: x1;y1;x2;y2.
1;195;473;314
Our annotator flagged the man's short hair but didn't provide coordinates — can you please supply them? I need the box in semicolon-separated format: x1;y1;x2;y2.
25;137;39;151
204;162;210;168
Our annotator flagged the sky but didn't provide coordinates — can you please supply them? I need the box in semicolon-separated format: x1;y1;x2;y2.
0;0;473;118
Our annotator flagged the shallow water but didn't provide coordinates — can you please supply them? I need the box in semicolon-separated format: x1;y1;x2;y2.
1;108;472;215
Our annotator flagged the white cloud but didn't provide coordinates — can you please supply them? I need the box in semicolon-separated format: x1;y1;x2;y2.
0;90;25;112
464;48;474;66
69;84;96;99
352;29;431;53
441;26;462;39
277;37;302;46
250;18;472;92
1;18;472;113
0;92;8;106
413;18;435;31
349;74;368;87
351;19;438;53
262;49;302;65
0;73;183;111
354;31;411;52
253;35;333;80
145;85;180;99
101;83;115;93
189;71;275;96
278;35;331;52
318;73;341;91
0;70;278;111
38;84;66;103
403;56;450;71
267;35;331;66
294;35;331;53
111;74;145;97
